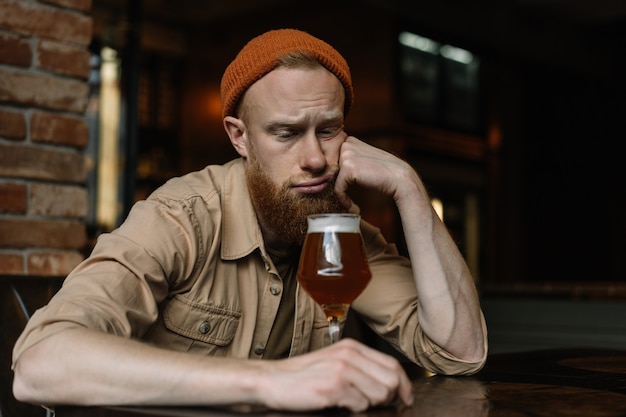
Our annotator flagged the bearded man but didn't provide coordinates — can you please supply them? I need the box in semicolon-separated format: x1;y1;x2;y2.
13;29;487;413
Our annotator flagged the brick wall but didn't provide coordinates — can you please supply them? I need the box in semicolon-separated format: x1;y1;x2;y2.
0;0;93;276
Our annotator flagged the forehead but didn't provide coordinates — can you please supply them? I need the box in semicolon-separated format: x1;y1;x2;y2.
240;66;345;119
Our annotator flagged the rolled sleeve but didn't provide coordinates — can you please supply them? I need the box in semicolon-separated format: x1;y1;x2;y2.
12;238;166;367
12;192;206;367
414;312;488;375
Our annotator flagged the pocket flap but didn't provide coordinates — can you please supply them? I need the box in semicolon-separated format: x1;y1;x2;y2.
163;295;241;346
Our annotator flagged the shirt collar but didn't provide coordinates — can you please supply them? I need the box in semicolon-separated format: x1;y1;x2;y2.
220;159;265;261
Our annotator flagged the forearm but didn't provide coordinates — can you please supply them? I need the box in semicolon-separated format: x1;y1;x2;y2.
13;327;263;407
14;330;413;412
395;178;486;362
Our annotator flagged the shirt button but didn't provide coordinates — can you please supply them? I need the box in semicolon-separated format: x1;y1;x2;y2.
270;284;281;295
199;321;211;334
254;343;265;356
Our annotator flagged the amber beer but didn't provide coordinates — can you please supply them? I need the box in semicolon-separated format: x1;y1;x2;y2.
297;214;372;320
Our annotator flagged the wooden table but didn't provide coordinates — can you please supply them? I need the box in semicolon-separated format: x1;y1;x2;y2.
55;348;626;417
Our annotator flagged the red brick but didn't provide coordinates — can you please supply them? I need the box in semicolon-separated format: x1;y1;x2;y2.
0;182;26;214
0;218;86;249
29;183;87;218
0;143;87;183
40;0;93;13
27;250;84;276
0;69;89;113
31;111;89;148
0;0;93;46
0;252;24;274
0;32;31;67
37;40;90;79
0;107;26;140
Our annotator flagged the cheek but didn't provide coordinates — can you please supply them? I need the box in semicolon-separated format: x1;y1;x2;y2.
256;142;304;178
322;141;342;165
253;153;290;185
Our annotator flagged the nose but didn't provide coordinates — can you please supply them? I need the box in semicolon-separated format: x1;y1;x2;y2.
300;133;327;172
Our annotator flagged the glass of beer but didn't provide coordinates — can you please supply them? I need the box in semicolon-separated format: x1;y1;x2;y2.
297;213;372;344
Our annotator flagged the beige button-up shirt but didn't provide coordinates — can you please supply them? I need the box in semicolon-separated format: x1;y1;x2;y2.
13;159;487;375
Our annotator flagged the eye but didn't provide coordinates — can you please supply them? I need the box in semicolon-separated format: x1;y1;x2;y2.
270;127;299;140
318;125;342;139
276;130;297;140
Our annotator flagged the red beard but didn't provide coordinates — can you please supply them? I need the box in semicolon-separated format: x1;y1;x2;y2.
245;158;346;245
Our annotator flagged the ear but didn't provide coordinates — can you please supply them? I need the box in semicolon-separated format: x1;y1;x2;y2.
223;116;249;158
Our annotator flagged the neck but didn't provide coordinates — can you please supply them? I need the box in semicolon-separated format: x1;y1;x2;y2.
257;215;293;251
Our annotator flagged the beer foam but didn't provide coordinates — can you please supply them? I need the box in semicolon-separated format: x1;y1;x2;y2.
306;214;360;233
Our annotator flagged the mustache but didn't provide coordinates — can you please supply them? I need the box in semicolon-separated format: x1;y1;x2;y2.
289;169;340;192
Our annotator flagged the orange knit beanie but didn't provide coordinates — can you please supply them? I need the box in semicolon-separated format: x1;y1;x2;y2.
220;29;353;119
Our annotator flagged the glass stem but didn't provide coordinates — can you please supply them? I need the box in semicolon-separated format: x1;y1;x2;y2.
328;316;341;344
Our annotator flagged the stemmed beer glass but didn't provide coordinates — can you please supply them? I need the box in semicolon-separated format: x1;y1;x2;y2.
297;213;372;344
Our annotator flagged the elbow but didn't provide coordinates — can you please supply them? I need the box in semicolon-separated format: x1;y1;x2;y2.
436;349;488;377
453;331;488;374
12;347;56;406
455;338;488;376
465;337;488;365
13;357;40;404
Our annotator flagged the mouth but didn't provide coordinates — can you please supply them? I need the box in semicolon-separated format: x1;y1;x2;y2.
292;174;335;195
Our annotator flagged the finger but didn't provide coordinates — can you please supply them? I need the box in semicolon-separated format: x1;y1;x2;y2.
343;360;402;408
334;383;371;412
333;168;352;210
331;340;412;406
333;183;353;210
321;354;390;410
348;340;413;405
334;140;358;209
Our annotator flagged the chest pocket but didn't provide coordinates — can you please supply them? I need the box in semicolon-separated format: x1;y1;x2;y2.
163;294;241;346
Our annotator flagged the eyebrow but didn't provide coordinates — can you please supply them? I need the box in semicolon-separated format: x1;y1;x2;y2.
264;113;344;130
